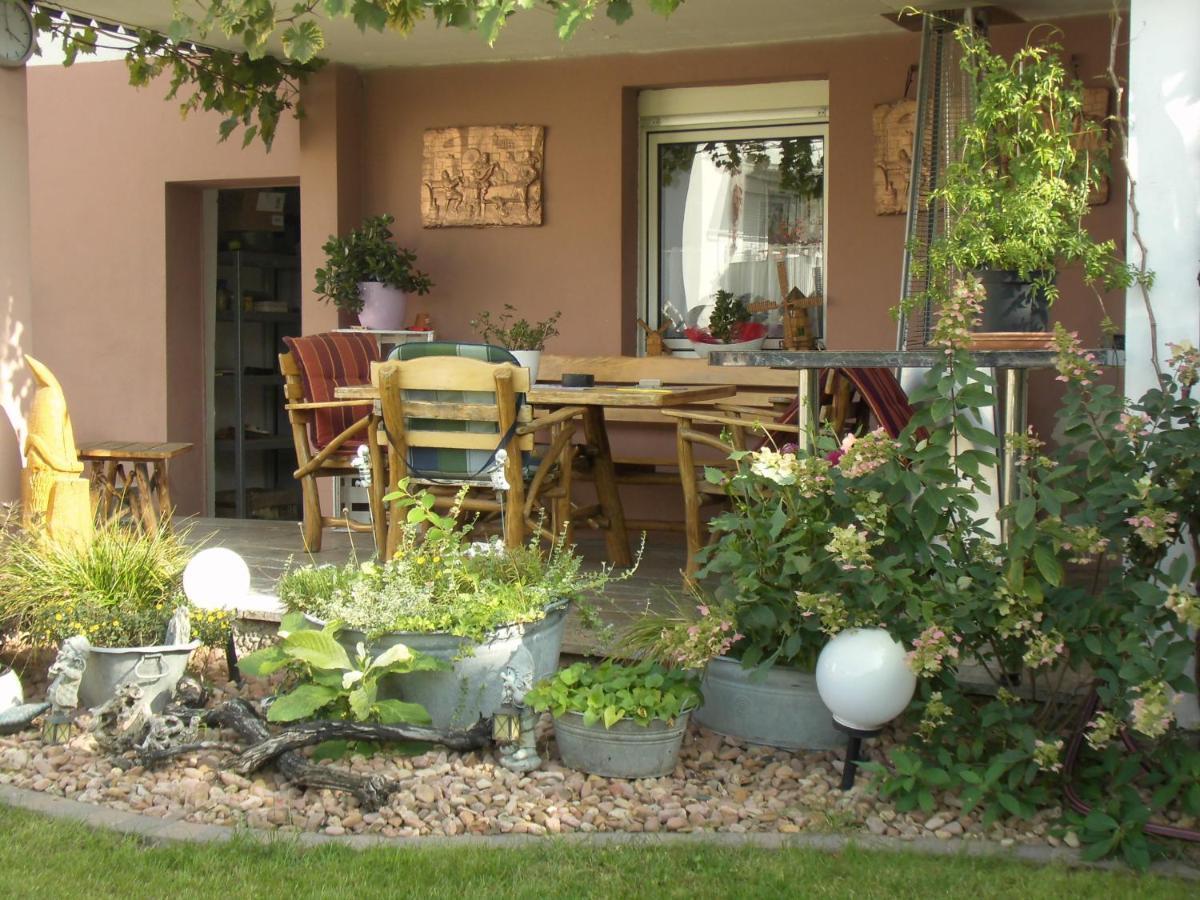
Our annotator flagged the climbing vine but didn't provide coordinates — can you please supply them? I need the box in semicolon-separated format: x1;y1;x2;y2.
29;0;684;149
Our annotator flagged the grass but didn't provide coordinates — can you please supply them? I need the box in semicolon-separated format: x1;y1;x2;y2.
1;805;1194;899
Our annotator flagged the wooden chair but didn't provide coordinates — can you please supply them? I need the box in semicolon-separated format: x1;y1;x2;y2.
667;367;919;577
279;332;386;552
375;355;585;557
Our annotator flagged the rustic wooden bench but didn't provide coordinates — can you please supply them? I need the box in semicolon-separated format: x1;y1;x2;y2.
77;441;194;530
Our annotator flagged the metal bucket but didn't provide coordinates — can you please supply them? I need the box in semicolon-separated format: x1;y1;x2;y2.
694;655;841;750
552;710;689;778
332;603;568;730
78;642;200;713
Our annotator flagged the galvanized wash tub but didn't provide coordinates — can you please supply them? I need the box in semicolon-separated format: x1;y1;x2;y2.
78;641;200;712
694;655;840;751
552;711;690;778
328;602;568;731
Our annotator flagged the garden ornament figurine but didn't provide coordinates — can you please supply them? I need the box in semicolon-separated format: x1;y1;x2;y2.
496;652;541;773
164;605;192;645
46;635;91;712
21;355;92;545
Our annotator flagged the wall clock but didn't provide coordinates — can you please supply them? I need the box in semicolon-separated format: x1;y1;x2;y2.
0;2;36;68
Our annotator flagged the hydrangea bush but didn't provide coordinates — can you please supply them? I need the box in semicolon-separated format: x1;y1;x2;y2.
695;276;1199;866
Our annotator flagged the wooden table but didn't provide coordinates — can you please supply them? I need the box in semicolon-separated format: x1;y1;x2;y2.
77;441;193;530
707;348;1123;537
335;382;736;565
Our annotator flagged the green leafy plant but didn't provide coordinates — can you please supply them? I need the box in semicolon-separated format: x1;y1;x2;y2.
239;612;443;725
525;659;700;728
908;22;1131;316
314;215;433;314
279;480;628;641
705;290;751;343
470;305;562;351
0;517;230;649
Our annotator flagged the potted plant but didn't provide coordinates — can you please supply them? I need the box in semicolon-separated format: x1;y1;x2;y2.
0;520;231;712
469;304;561;383
314;214;433;330
276;481;627;730
685;290;767;358
913;25;1130;334
524;659;700;778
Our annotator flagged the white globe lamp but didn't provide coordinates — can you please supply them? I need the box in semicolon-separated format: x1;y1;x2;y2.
816;627;917;789
183;548;250;682
183;548;250;611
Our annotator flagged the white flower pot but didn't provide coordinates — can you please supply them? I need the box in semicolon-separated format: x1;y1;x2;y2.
357;282;409;330
510;349;542;383
688;337;766;358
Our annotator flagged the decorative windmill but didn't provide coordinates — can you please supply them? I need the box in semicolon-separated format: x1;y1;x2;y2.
747;258;823;350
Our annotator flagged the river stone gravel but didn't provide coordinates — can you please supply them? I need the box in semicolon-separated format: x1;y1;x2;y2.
0;681;1101;848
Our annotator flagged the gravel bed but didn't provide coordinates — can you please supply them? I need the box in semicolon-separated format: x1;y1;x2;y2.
0;682;1080;848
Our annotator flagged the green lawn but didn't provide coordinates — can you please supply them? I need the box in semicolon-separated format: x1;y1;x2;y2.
0;805;1193;899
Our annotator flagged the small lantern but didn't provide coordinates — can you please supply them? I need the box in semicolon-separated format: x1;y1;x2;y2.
42;710;72;745
492;702;522;744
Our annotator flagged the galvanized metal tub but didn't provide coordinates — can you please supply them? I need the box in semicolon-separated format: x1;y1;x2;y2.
552;710;690;778
78;641;200;713
693;655;840;750
331;602;568;731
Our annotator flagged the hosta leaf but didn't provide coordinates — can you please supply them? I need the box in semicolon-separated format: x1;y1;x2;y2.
283;629;352;672
237;645;290;677
372;642;414;669
374;699;432;725
267;683;338;721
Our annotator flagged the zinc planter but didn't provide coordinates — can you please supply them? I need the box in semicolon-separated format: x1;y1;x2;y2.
552;711;690;779
357;282;409;330
694;655;841;750
78;641;200;713
325;603;568;730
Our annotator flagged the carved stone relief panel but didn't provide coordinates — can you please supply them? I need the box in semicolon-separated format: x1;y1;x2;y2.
422;125;545;228
873;99;917;215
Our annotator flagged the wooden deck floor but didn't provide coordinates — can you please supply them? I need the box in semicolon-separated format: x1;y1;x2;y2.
180;517;689;656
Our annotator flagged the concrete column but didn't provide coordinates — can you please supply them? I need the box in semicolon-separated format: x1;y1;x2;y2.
0;67;34;502
1126;0;1200;728
1124;0;1200;399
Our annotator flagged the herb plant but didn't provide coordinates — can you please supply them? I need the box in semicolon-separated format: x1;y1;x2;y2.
470;304;562;351
314;214;433;314
279;481;626;641
525;659;701;728
0;518;230;649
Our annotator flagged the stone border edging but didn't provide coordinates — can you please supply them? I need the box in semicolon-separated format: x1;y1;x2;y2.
2;783;1196;881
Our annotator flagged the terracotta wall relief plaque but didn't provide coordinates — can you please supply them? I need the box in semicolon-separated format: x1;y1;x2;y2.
873;99;917;216
422;125;545;227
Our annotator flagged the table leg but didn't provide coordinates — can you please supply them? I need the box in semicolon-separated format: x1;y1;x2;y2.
151;460;173;526
98;460;119;522
796;367;820;450
366;413;387;558
582;406;631;567
999;367;1028;541
131;462;158;532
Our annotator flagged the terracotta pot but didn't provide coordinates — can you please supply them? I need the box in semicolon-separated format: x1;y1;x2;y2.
357;282;409;330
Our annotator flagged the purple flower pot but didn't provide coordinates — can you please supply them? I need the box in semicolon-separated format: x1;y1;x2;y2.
357;282;409;330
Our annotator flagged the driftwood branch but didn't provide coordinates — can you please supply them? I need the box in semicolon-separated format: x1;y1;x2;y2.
129;698;489;810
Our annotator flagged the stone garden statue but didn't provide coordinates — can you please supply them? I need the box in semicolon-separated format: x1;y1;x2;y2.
45;635;90;712
496;648;541;774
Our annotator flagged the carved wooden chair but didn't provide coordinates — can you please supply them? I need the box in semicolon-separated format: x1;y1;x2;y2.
667;367;919;577
375;353;585;558
279;332;386;552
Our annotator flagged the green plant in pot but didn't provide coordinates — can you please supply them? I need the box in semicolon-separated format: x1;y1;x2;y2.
276;480;626;730
469;304;562;383
525;659;701;778
912;24;1130;334
0;519;231;711
684;290;767;357
314;214;433;331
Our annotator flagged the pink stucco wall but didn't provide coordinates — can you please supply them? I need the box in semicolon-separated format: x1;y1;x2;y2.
26;63;300;513
20;15;1126;514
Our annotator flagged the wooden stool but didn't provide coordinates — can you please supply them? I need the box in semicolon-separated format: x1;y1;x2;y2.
77;441;193;530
